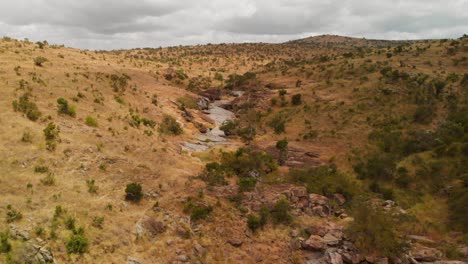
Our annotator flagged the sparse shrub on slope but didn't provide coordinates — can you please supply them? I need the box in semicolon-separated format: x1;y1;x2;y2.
346;200;405;258
33;56;47;66
85;116;98;127
57;98;76;117
159;114;182;135
12;93;42;121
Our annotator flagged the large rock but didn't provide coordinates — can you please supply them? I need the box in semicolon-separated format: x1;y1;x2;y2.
302;235;326;251
309;194;329;206
197;97;210;110
411;245;443;262
326;251;344;264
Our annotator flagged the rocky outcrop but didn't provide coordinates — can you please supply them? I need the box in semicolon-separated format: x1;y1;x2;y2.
22;243;55;264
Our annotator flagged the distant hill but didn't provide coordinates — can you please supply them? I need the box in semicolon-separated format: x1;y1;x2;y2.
287;34;426;49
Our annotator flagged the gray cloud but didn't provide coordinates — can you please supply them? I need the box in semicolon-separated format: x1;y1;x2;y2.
0;0;466;50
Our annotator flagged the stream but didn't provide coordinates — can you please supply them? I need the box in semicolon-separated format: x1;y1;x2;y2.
182;95;239;152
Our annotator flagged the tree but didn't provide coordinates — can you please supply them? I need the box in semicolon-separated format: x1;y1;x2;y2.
276;138;288;165
125;183;143;202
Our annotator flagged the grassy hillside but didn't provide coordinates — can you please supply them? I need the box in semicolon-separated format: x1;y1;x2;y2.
0;35;466;263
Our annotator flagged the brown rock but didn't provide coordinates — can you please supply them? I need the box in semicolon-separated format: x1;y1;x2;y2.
302;235;326;251
227;239;243;247
309;193;329;206
411;245;443;262
333;193;346;205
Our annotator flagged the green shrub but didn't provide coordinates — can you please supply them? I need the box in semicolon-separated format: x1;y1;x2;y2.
268;113;286;134
6;209;22;223
177;95;198;109
34;165;49;173
159;114;182;135
346;200;405;257
220;120;239;136
199;162;228;186
57;98;76;117
64;216;76;230
34;56;47;66
86;179;98;193
291;94;302;105
43;122;60;141
247;214;262;232
66;234;88;254
238;177;257;192
271;198;292;224
289;165;358;199
92;216;104;229
0;232;11;253
184;200;213;221
12;93;42;121
125;183;143;202
40;173;56;186
85;116;98;127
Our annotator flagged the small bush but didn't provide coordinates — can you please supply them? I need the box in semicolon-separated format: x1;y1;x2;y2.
159;114;182;135
86;179;98;193
291;94;302;105
66;234;88;254
12;93;42;121
41;173;56;186
125;182;143;202
268;113;286;134
34;56;47;66
43;122;60;151
247;214;262;232
238;177;257;192
0;232;11;253
85;116;98;127
6;209;23;223
271;198;292;225
34;165;49;173
92;217;104;229
346;200;405;257
57;98;76;117
64;216;76;230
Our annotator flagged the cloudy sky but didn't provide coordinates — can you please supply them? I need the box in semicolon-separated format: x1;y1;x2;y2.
0;0;467;50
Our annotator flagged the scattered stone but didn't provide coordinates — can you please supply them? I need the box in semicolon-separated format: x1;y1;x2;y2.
227;239;243;247
175;255;189;262
127;256;141;264
193;242;206;256
23;243;55;264
10;225;30;241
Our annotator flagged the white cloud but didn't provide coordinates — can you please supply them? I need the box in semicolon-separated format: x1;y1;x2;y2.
0;0;466;50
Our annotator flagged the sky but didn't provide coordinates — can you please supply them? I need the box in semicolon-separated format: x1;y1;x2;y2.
0;0;467;50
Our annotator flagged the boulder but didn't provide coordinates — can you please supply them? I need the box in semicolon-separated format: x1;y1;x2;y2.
341;252;361;264
302;235;326;251
310;194;329;206
22;244;55;264
411;245;443;262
